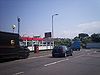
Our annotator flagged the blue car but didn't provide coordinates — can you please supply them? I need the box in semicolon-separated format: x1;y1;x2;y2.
52;45;73;57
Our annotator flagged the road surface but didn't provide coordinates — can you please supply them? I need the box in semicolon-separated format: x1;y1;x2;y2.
0;49;100;75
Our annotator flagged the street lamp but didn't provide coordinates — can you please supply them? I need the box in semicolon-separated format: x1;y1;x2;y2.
17;17;21;35
52;14;58;48
12;24;16;33
52;14;58;38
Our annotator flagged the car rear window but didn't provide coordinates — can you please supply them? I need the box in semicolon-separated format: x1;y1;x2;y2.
54;46;62;49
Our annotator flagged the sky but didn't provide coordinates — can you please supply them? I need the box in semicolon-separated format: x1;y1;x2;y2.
0;0;100;38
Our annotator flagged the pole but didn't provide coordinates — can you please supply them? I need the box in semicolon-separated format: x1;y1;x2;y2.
17;17;20;35
13;28;14;33
52;15;54;48
51;14;58;48
51;14;58;38
52;15;54;38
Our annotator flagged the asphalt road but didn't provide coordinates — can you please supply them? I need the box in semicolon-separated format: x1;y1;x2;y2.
0;49;100;75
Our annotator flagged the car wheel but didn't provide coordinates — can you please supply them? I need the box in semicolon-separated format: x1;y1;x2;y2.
78;48;80;51
52;54;55;57
70;53;73;56
66;53;69;57
63;53;66;57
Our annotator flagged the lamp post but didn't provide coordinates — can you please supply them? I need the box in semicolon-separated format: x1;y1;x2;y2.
52;14;58;48
17;17;20;35
12;24;16;33
52;14;58;38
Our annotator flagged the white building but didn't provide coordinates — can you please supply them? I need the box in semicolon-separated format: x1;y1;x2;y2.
22;37;53;51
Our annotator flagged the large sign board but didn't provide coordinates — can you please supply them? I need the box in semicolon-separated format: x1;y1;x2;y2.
45;32;51;38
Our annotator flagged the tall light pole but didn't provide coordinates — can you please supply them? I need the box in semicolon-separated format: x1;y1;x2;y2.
17;17;20;35
52;14;58;38
52;14;58;48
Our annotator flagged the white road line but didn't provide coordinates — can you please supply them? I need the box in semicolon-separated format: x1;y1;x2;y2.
71;54;84;59
44;58;69;67
94;51;97;53
44;55;85;67
27;54;51;60
13;72;24;75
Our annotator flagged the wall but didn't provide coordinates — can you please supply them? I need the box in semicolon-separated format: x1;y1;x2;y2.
86;43;100;49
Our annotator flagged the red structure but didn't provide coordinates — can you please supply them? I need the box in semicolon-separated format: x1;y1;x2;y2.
22;37;44;41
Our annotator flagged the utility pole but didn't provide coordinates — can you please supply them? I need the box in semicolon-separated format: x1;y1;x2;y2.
17;17;20;35
52;14;58;38
51;14;58;48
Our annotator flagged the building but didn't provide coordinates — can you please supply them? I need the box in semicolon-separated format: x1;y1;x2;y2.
21;37;53;51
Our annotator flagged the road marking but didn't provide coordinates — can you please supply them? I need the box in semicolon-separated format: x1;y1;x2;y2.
27;54;51;60
44;58;69;66
13;72;24;75
94;51;97;53
44;55;85;67
72;55;84;59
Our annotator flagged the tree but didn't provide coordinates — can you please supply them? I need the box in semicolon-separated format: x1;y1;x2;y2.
54;38;71;46
78;33;89;41
73;33;90;48
91;33;100;42
73;36;80;41
79;33;89;38
82;37;92;43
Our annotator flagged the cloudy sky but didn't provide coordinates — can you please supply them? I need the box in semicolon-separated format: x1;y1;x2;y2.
0;0;100;38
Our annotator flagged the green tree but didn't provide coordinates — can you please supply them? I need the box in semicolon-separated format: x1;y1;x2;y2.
79;33;89;38
91;33;100;42
54;38;71;46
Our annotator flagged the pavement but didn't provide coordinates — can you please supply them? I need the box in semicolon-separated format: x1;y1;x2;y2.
0;49;100;75
29;50;52;57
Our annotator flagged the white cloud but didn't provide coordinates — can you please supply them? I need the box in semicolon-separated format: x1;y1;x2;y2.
77;21;100;34
55;21;100;38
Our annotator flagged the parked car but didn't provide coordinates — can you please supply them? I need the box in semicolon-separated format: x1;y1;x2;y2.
52;45;73;57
